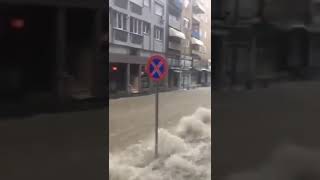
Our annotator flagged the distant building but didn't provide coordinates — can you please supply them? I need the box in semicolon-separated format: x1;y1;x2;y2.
166;0;185;89
109;0;167;95
190;0;211;87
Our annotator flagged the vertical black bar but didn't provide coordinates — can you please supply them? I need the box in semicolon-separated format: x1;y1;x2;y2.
155;81;159;158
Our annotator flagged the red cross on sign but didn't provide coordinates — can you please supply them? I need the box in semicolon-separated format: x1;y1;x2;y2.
145;54;168;81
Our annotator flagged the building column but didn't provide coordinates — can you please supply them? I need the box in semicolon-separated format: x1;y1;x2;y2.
126;63;131;94
55;7;67;101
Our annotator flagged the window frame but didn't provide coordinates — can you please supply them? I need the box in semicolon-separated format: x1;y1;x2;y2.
114;11;127;30
130;17;143;35
143;22;150;34
154;26;163;41
154;2;164;17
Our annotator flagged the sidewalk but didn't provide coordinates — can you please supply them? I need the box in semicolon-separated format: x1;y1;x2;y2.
109;85;205;99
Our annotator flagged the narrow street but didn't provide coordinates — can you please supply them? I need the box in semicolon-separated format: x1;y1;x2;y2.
109;87;211;152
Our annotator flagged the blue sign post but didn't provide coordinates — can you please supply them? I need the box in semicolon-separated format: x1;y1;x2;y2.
145;55;168;158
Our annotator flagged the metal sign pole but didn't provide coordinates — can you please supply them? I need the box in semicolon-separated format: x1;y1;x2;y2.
155;81;159;158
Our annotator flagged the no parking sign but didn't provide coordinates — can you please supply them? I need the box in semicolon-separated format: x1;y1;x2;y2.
145;54;168;158
145;55;168;81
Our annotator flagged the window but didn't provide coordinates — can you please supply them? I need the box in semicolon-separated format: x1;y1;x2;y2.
143;22;150;34
130;2;142;15
144;0;150;7
130;17;142;35
114;11;127;30
154;26;163;41
184;18;189;29
155;3;164;16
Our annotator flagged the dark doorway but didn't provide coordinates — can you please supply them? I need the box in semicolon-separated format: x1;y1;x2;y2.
109;63;127;93
0;5;55;102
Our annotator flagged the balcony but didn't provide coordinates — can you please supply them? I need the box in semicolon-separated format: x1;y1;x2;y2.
169;14;181;30
168;58;183;68
191;31;200;39
193;0;205;14
169;27;186;39
192;59;201;69
192;14;201;24
130;33;143;45
168;41;181;51
114;0;128;9
192;49;201;55
113;28;129;42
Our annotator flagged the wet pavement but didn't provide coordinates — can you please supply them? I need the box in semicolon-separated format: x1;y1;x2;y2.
213;81;320;179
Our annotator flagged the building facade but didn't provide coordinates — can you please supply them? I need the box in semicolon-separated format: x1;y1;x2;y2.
109;0;167;95
180;0;193;89
166;0;185;89
191;0;211;87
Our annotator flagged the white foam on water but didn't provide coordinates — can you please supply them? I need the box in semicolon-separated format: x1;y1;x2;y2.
109;107;211;180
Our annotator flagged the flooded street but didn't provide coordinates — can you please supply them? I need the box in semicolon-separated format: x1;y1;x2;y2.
109;87;211;152
109;88;211;180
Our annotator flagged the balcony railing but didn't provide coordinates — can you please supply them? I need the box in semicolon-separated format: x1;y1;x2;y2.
192;14;201;24
168;41;181;51
114;0;128;9
168;58;183;68
114;28;129;42
130;33;143;44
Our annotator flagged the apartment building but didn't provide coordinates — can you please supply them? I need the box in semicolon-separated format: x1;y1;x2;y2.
190;0;209;87
180;0;193;89
166;0;185;89
109;0;167;95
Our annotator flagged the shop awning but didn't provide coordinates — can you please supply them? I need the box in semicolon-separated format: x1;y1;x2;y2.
191;37;204;46
169;27;186;39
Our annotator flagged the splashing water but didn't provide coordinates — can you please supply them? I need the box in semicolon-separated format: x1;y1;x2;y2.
109;107;211;180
